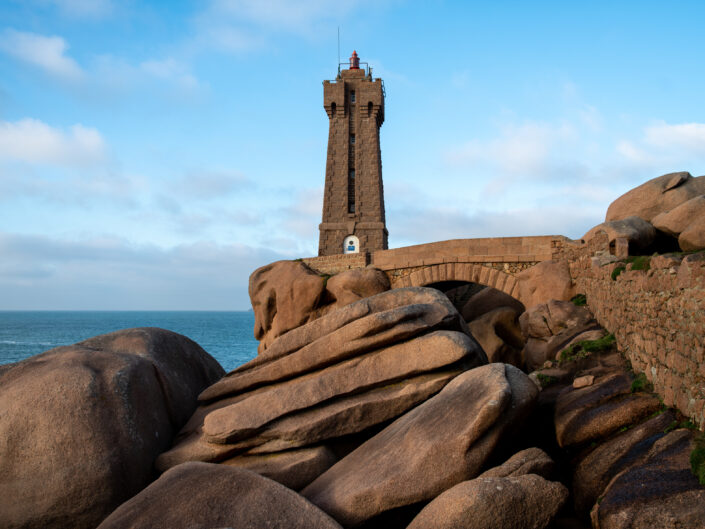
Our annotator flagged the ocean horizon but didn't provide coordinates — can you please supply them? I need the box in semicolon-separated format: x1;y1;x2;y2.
0;310;259;372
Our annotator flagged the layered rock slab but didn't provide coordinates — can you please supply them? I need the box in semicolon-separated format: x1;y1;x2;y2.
202;330;481;444
406;474;568;529
202;287;470;401
0;328;224;529
301;363;538;527
572;410;676;514
555;372;661;448
591;429;705;529
96;462;343;529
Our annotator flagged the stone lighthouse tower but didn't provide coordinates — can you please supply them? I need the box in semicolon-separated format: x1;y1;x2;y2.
318;51;388;256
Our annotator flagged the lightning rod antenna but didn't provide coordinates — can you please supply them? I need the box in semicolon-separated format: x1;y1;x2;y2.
337;26;341;76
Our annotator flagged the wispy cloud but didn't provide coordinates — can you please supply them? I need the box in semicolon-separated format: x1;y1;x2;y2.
0;118;105;167
0;29;84;80
192;0;375;53
34;0;115;19
0;231;286;310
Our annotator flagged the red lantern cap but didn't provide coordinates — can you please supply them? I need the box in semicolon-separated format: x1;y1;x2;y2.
349;50;360;69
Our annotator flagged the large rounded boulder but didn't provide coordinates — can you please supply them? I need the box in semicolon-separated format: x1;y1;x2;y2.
605;171;705;222
97;462;342;529
0;328;224;529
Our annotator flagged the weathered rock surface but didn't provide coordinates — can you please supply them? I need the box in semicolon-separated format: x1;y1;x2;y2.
250;260;327;353
606;171;705;222
678;211;705;251
96;462;343;529
520;300;600;370
590;429;705;529
406;474;569;529
516;260;576;309
582;216;657;252
301;364;538;527
652;195;705;236
555;372;661;448
325;267;390;308
469;307;524;367
461;286;525;323
222;445;337;491
0;328;224;529
478;447;556;480
203;287;470;401
158;288;485;475
572;410;676;513
202;330;481;444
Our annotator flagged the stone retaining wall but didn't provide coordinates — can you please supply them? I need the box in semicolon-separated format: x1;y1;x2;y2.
570;250;705;428
303;253;369;275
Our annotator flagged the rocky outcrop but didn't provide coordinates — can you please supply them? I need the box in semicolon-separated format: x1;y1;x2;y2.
468;307;525;367
582;215;656;252
605;171;705;222
157;287;487;491
406;474;568;529
249;261;391;353
301;364;538;527
250;260;327;352
652;195;705;237
519;300;600;370
0;328;224;529
96;462;343;529
591;429;705;529
516;260;576;309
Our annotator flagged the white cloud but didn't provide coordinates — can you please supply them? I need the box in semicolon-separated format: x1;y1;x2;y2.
0;118;106;167
644;122;705;154
0;29;83;80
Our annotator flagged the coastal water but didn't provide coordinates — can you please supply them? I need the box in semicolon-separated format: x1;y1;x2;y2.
0;311;259;372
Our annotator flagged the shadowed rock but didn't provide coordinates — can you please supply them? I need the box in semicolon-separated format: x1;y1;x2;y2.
301;363;538;527
590;429;705;529
478;447;556;480
96;462;343;529
582;216;656;252
0;328;224;529
468;307;525;367
572;410;676;514
461;286;525;322
406;474;568;529
221;445;337;491
555;372;661;448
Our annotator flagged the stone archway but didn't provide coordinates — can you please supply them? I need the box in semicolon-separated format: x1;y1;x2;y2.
389;262;519;300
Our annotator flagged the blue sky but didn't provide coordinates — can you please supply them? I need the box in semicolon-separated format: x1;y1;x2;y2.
1;0;704;310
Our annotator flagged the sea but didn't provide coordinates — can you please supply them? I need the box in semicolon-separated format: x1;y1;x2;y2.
0;311;259;373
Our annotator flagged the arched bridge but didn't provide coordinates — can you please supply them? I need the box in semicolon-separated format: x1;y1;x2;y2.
303;235;569;299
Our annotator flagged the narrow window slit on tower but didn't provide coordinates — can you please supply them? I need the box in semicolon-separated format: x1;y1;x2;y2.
350;90;356;103
348;169;355;213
